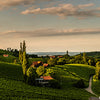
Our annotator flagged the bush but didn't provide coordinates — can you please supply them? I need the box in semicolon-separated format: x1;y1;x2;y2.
26;67;38;85
47;58;56;66
36;66;45;76
57;58;66;65
49;79;60;89
44;68;54;76
74;79;85;88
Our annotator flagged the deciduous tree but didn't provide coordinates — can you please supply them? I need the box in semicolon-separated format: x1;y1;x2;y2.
95;61;100;80
36;66;45;76
83;52;87;64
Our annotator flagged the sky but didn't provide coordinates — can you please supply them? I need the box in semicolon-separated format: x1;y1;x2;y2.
0;0;100;52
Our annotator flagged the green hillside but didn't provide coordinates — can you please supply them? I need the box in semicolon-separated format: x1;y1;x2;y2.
0;62;96;100
92;78;100;96
81;51;100;58
0;55;18;63
51;64;95;89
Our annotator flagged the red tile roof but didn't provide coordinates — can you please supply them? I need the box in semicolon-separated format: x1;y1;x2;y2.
32;62;39;67
50;56;55;58
40;76;53;80
58;56;63;58
43;63;49;67
3;54;8;57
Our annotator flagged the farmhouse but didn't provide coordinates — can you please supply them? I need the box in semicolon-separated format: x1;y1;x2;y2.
3;54;8;57
37;61;43;65
32;62;39;67
35;76;53;84
40;76;53;80
32;61;43;67
43;63;49;67
50;56;55;59
58;56;63;58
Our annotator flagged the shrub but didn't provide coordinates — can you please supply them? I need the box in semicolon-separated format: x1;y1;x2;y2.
93;75;98;82
74;79;85;88
88;58;96;66
26;67;38;85
36;66;45;76
57;58;66;65
47;58;56;66
49;79;60;89
44;68;54;76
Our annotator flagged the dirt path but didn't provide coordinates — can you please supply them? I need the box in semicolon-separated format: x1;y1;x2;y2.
85;76;97;96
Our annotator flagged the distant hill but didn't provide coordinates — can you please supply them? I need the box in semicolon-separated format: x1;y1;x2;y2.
0;49;19;57
28;52;80;56
0;49;19;63
82;51;100;58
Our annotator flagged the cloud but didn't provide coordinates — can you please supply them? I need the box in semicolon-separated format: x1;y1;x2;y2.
1;28;100;38
0;0;52;10
21;3;100;18
78;3;94;9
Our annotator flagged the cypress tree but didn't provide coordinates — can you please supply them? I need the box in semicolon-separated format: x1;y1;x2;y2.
19;42;23;64
66;50;69;55
19;40;28;82
23;40;26;52
22;40;28;81
22;51;27;81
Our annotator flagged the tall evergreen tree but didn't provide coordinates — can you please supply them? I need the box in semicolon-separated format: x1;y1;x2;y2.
22;40;28;81
22;50;28;81
19;42;23;64
23;40;26;52
19;40;28;82
66;50;69;55
64;50;70;58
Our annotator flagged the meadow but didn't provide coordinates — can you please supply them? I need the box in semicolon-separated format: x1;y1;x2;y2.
0;62;96;100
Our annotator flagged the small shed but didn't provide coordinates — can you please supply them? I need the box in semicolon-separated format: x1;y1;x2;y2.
35;76;53;84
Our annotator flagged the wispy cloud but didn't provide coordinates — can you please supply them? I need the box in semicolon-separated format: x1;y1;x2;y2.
1;28;100;38
21;3;100;19
0;0;52;10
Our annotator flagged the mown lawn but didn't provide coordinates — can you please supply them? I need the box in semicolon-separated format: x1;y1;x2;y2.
0;62;95;100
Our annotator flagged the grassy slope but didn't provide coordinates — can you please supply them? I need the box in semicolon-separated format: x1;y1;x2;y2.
51;64;95;88
0;55;18;63
80;51;100;58
0;62;95;100
92;80;100;96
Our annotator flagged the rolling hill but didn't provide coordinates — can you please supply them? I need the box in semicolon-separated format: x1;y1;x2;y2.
0;62;96;100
